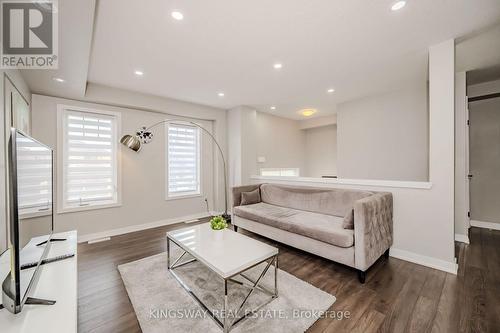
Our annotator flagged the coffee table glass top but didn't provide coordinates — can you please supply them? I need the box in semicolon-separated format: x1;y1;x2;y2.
167;223;278;279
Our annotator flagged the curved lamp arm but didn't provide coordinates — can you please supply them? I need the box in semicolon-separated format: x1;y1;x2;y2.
120;119;229;218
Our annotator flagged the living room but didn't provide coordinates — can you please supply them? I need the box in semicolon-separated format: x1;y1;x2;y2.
1;1;500;332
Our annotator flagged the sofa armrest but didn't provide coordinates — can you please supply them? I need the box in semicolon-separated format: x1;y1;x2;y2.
353;192;393;271
231;184;262;208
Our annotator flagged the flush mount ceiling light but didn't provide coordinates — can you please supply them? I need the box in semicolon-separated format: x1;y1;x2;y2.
171;11;184;20
273;63;283;70
134;70;144;76
300;108;317;117
270;106;276;110
391;1;406;11
53;77;65;83
217;92;225;97
327;88;335;93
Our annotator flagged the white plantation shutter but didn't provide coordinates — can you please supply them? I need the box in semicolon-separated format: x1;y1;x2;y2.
16;136;52;215
61;109;118;209
167;123;200;197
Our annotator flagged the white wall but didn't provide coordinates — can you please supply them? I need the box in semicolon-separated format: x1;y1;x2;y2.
1;70;31;254
456;24;500;74
240;108;258;185
337;82;429;181
467;78;500;97
249;40;457;274
299;114;337;129
227;107;242;187
304;125;337;177
427;39;456;267
229;109;338;183
227;106;258;186
255;112;306;176
30;84;227;240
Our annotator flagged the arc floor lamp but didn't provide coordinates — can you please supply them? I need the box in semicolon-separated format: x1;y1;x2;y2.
120;119;230;223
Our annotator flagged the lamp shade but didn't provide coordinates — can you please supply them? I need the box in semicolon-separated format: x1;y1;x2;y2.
120;134;141;152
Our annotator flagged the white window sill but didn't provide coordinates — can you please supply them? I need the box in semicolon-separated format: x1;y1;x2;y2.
250;175;433;190
19;210;52;219
57;202;122;214
165;193;202;201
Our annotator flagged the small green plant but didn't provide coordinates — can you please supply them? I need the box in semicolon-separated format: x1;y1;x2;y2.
210;215;227;230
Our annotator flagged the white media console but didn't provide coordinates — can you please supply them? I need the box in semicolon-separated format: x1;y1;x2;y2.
0;230;77;333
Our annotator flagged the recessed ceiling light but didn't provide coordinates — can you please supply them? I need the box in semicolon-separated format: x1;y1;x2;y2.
270;106;276;110
218;92;225;97
273;63;283;70
134;70;144;76
53;77;65;83
171;11;184;20
327;88;335;93
391;1;406;11
300;109;317;117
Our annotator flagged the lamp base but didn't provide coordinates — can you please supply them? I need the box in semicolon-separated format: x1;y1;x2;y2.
221;212;232;224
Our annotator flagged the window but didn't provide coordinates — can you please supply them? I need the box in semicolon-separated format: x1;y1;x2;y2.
166;123;201;198
17;136;52;217
58;106;120;212
260;168;300;177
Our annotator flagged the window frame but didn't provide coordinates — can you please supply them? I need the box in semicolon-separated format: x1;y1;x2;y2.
17;135;53;219
260;167;300;177
165;121;202;200
56;104;122;214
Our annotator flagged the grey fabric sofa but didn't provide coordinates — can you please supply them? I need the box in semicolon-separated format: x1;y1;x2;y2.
231;183;393;283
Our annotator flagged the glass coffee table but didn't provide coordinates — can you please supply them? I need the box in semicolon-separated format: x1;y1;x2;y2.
166;223;279;332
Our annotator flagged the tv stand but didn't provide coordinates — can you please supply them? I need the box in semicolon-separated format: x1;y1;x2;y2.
36;238;66;247
21;253;75;270
0;231;77;333
24;297;56;306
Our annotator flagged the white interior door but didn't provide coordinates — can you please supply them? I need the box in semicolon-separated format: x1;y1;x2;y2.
469;96;500;226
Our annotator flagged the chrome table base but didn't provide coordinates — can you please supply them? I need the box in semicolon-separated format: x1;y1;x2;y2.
167;237;278;332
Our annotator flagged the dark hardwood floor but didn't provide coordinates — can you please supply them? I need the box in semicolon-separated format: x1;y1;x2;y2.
78;223;500;333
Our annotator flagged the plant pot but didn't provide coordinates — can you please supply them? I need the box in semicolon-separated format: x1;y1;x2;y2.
212;228;224;241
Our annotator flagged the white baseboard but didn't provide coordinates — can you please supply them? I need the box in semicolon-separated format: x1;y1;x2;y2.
454;233;470;244
389;248;458;275
470;220;500;231
78;212;212;243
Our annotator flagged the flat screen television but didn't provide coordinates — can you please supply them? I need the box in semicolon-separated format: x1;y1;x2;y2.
1;128;54;314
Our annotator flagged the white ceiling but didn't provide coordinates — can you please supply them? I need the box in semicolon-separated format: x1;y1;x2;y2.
21;1;500;119
20;0;96;100
456;24;500;84
87;0;500;119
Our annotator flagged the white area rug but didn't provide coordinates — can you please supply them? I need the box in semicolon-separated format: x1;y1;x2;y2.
118;250;335;333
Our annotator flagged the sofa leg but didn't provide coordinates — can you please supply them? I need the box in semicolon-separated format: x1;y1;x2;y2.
384;248;390;259
233;225;238;232
358;270;366;284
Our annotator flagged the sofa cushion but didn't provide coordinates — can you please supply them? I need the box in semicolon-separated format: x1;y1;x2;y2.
260;184;373;217
240;188;261;205
234;203;354;248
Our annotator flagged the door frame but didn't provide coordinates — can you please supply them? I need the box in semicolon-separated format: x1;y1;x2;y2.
465;101;471;230
454;71;471;244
